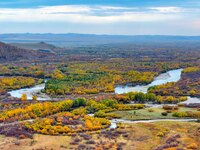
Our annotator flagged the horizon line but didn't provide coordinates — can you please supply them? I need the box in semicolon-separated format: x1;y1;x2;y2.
1;33;200;37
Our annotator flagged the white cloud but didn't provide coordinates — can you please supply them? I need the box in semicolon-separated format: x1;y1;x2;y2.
97;6;134;11
0;5;183;23
39;5;91;14
150;7;184;13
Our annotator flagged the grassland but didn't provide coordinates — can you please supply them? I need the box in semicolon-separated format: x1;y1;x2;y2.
0;121;199;150
111;107;199;120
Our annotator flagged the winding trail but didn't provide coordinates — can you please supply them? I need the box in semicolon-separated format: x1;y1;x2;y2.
109;118;198;129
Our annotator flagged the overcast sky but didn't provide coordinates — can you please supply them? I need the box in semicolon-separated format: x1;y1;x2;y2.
0;0;200;35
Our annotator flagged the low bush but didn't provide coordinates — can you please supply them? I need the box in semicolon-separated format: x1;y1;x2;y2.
163;105;179;111
25;114;111;135
0;100;73;123
187;143;198;149
115;104;145;111
0;124;33;139
161;112;168;116
157;132;164;137
173;111;200;118
148;108;154;112
73;98;86;108
94;110;120;119
72;107;87;115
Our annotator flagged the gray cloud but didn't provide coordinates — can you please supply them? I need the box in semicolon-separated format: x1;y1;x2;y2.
0;5;199;35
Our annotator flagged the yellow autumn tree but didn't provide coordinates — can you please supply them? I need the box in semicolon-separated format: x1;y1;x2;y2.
85;119;93;129
21;94;27;101
52;69;65;79
32;95;37;101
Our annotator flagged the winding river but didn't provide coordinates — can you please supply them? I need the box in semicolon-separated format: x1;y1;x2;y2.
4;68;200;129
8;69;184;100
8;82;50;100
115;69;183;94
115;68;200;104
8;68;200;103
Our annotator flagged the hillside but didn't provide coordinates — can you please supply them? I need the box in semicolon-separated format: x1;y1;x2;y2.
10;42;58;53
0;42;54;62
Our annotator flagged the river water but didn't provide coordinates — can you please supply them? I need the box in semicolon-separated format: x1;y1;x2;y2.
115;68;200;104
181;96;200;104
7;68;200;103
115;69;183;94
8;82;50;100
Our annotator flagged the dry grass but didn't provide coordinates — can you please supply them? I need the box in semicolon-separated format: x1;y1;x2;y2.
0;121;199;150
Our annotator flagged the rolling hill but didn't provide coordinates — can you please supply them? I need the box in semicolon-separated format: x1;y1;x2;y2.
0;42;54;62
10;42;58;53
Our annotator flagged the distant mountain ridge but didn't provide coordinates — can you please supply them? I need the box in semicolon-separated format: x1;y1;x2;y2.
1;33;200;47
